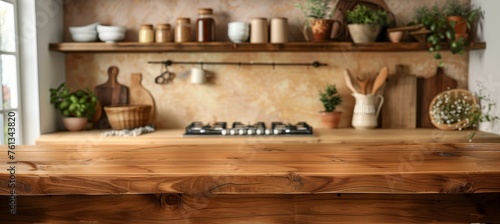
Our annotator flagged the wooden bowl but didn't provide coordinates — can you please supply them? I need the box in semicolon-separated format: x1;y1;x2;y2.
429;89;477;131
104;105;152;130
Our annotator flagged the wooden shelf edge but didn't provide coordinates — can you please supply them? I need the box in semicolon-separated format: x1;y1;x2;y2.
49;42;486;53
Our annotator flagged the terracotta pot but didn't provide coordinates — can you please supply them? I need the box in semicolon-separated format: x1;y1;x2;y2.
447;16;468;39
310;19;334;42
320;111;342;129
348;24;381;43
63;117;88;131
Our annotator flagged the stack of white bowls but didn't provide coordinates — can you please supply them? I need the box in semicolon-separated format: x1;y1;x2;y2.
228;22;249;43
69;22;99;42
97;25;127;43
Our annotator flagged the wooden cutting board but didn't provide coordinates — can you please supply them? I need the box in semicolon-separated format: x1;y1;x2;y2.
94;66;129;129
129;73;156;124
417;67;458;128
381;65;417;129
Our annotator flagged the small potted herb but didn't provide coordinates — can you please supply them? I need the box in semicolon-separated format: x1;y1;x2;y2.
50;82;98;131
295;0;336;41
319;84;343;128
346;5;388;43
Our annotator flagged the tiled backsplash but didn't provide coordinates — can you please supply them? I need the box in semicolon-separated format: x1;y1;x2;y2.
64;0;470;129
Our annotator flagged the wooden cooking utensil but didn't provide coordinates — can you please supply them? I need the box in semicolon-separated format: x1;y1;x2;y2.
344;69;359;94
129;73;156;124
371;66;388;95
355;76;369;94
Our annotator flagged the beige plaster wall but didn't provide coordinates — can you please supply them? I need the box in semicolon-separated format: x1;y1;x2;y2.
64;0;470;129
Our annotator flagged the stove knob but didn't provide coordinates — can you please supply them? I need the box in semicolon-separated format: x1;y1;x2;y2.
238;129;246;135
265;129;271;135
273;129;282;135
221;129;228;135
256;129;264;135
247;129;254;135
230;129;237;135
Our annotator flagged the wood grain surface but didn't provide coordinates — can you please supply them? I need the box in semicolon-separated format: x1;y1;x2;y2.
2;143;500;195
2;193;499;223
129;73;155;124
382;65;417;128
48;42;487;53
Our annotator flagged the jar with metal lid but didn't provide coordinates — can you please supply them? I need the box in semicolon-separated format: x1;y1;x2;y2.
175;18;191;43
139;24;154;43
196;8;215;42
155;23;172;43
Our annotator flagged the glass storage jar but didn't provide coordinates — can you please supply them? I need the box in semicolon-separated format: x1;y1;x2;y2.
155;23;172;43
139;24;154;43
196;8;215;42
175;18;191;43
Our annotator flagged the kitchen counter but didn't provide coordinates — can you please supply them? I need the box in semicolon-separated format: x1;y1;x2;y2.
2;129;500;223
36;128;500;145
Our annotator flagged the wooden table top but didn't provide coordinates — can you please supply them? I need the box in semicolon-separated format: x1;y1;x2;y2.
2;141;500;196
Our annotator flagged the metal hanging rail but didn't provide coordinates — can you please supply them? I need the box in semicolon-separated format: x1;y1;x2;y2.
148;60;327;68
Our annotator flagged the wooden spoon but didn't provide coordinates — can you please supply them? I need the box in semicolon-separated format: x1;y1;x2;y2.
355;76;369;94
344;69;358;94
371;66;388;95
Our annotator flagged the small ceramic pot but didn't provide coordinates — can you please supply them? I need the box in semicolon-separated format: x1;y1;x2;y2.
320;111;342;129
63;117;88;131
388;31;403;43
348;24;381;43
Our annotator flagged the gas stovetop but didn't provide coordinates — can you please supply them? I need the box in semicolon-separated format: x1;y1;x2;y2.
184;122;313;136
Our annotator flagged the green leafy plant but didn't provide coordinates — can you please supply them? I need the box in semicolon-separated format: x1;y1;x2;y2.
295;0;333;19
346;5;388;25
50;82;98;120
443;0;483;26
413;2;483;61
319;84;342;112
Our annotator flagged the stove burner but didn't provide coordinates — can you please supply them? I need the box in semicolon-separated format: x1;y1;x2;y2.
184;122;313;136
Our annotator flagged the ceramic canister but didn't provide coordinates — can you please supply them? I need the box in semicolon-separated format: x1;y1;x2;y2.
270;17;288;43
250;17;268;43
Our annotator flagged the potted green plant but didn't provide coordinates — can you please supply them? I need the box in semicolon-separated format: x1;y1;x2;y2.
319;84;343;128
50;82;98;131
346;5;388;43
443;0;483;40
295;0;336;42
413;1;483;61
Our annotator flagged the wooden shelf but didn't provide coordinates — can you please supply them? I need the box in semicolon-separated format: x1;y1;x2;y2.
49;41;486;53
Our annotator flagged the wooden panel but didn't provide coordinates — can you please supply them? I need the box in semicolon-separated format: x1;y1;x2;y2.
417;67;458;128
35;129;500;146
48;42;487;53
2;143;500;195
382;65;417;128
1;193;499;223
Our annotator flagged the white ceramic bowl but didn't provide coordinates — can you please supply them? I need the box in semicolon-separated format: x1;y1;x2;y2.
228;31;249;43
228;22;249;29
69;22;99;34
72;33;98;42
98;32;125;43
97;25;127;33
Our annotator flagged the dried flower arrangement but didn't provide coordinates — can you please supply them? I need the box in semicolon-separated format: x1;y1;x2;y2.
430;86;499;141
